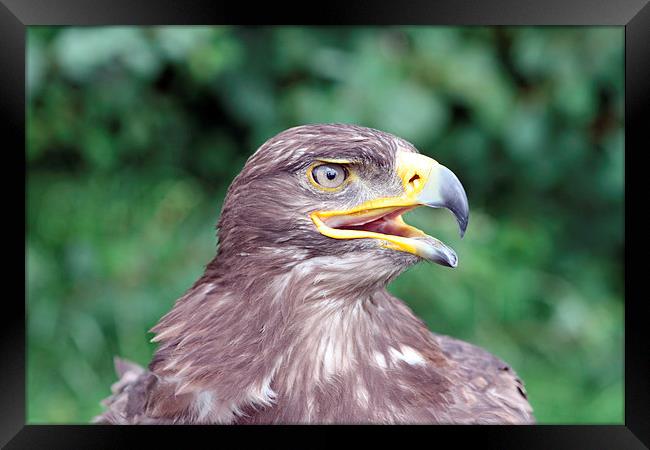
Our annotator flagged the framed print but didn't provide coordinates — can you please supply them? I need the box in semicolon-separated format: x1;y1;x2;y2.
3;0;647;447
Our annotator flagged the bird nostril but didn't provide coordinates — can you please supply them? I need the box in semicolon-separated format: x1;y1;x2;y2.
408;174;421;191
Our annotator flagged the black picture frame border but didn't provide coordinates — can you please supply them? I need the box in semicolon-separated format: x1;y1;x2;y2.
3;0;646;448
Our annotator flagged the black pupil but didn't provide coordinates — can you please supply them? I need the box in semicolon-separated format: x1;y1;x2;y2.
326;168;337;180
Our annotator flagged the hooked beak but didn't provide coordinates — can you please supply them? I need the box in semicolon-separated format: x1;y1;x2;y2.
310;151;469;267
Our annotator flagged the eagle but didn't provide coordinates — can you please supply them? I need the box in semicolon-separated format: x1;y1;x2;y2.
94;124;534;424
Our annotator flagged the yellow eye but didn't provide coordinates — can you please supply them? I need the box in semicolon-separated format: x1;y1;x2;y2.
311;163;348;189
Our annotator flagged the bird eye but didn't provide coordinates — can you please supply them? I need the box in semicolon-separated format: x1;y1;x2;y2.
311;163;348;189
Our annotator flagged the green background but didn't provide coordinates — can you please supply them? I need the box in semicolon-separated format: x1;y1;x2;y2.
27;26;624;423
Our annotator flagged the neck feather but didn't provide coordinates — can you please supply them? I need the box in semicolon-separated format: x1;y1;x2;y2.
148;254;448;422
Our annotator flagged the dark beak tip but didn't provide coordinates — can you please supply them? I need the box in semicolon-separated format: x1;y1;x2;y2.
444;250;458;268
437;165;469;240
458;216;469;238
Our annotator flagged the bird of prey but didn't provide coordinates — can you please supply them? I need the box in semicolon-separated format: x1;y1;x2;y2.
95;124;534;424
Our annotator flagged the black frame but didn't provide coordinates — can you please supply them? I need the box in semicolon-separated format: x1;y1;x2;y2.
4;0;647;448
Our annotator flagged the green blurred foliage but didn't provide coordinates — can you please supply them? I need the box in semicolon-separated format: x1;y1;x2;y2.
27;26;623;424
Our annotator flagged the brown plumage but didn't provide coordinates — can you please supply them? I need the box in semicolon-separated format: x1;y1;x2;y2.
94;124;534;424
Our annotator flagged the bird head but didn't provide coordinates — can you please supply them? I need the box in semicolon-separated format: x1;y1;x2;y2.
215;124;469;283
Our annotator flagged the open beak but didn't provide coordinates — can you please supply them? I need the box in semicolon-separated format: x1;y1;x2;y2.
310;151;469;267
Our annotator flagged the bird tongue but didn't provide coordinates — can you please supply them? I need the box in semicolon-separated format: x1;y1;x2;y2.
323;207;413;229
